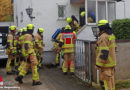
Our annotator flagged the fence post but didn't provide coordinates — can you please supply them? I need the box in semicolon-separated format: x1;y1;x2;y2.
88;41;92;85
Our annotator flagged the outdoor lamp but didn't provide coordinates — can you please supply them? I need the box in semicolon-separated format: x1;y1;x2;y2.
26;7;35;21
26;7;33;16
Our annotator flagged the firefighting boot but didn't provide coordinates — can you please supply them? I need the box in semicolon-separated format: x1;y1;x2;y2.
32;81;42;86
15;76;23;84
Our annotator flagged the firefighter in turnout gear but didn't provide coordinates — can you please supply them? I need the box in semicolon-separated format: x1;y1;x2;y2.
56;25;76;75
14;28;23;71
34;28;45;69
6;25;17;75
17;28;27;74
96;20;116;90
66;16;80;32
53;42;61;66
15;24;42;86
52;28;65;66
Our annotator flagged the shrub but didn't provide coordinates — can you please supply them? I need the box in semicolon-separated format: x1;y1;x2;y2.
111;19;130;40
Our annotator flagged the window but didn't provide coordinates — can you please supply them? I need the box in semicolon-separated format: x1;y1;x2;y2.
86;0;116;24
98;1;106;20
87;0;96;23
58;5;66;19
108;2;116;23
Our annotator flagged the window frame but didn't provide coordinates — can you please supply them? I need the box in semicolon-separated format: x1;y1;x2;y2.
107;1;116;23
57;5;66;20
86;0;116;25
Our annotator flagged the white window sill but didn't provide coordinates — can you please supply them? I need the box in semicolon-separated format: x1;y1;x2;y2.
87;23;97;26
57;17;66;21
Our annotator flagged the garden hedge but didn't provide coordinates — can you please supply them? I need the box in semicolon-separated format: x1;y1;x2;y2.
111;19;130;40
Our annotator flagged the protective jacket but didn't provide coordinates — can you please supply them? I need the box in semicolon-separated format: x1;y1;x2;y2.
34;33;44;50
6;33;17;55
59;32;76;53
96;33;116;67
24;34;35;55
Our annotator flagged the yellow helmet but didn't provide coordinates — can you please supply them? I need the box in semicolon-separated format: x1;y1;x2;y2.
23;27;27;32
19;28;23;32
27;24;34;30
73;31;76;34
80;11;85;17
65;25;71;30
98;20;108;26
38;28;44;33
66;17;72;24
9;26;16;30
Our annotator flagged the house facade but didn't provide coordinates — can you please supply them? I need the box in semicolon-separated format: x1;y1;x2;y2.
0;0;130;63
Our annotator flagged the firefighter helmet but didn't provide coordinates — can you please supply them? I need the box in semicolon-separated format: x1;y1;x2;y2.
9;26;16;31
80;11;85;17
27;24;34;30
38;28;44;33
23;27;27;32
19;28;23;32
66;17;72;24
98;20;108;26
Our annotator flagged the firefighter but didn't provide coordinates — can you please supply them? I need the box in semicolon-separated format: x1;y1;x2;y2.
15;24;42;86
53;28;65;66
6;26;17;75
96;20;116;90
56;25;76;75
80;11;85;17
14;28;23;70
66;16;80;32
34;28;45;69
80;11;86;27
17;28;27;74
53;41;61;66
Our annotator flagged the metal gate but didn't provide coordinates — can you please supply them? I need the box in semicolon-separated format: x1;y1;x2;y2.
74;39;97;84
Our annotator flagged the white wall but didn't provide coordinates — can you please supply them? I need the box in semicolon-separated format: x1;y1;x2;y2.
14;0;32;28
124;0;130;18
14;0;81;51
116;0;130;19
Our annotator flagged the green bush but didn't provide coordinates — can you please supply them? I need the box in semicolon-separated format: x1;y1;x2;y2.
111;19;130;40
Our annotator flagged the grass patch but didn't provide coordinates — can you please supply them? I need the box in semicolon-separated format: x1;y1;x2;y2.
91;80;130;90
116;80;130;89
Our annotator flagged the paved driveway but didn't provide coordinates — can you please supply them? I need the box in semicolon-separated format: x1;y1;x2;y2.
0;67;96;90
